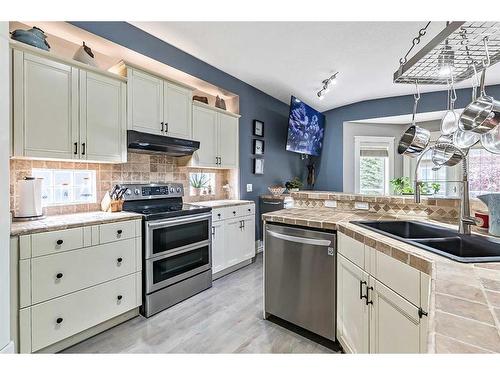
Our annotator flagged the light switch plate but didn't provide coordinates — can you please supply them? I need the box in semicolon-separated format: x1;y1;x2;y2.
324;200;337;208
354;201;370;210
246;184;253;192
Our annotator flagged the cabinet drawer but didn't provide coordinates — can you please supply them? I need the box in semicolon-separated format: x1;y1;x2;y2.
32;228;84;257
338;232;365;269
236;204;255;218
31;273;138;352
31;238;137;304
212;208;226;222
99;220;137;244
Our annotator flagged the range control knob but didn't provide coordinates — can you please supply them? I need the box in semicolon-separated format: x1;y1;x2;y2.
134;188;141;195
176;187;182;193
170;187;175;193
125;189;132;196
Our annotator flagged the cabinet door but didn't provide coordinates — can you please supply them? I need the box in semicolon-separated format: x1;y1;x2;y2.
13;51;78;159
337;254;369;353
224;218;243;268
241;216;255;260
192;105;218;167
164;82;192;139
211;221;226;274
80;71;126;162
128;68;163;135
369;278;423;353
217;113;239;168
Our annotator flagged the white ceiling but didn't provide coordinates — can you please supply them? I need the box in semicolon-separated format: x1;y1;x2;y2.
131;22;500;112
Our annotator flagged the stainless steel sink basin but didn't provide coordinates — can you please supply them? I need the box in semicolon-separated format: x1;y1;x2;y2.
351;220;500;263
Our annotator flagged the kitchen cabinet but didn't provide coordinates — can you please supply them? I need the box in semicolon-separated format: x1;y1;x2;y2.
127;66;192;139
192;102;240;168
12;46;127;163
210;204;255;279
336;232;429;353
337;254;369;354
11;219;142;353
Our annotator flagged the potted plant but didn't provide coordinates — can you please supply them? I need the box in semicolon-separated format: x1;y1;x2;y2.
285;177;303;192
390;177;414;195
189;173;209;196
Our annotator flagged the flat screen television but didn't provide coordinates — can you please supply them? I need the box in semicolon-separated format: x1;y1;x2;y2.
286;96;325;156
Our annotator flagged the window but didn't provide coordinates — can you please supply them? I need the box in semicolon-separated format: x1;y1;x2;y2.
188;172;216;196
32;169;97;206
355;136;394;195
468;148;500;198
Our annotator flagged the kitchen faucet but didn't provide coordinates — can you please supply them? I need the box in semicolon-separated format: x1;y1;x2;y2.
413;143;480;235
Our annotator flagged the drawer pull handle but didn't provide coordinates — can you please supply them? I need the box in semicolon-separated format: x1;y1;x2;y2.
117;295;123;301
56;273;63;279
117;257;123;263
56;239;64;245
366;286;374;305
117;229;123;235
56;318;63;324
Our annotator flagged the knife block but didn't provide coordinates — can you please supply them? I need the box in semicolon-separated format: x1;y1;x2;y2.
109;199;124;213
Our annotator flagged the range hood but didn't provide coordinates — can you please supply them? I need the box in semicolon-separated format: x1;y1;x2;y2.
127;130;200;156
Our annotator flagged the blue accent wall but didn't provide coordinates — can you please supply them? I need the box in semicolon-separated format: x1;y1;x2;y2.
70;22;304;239
316;84;500;191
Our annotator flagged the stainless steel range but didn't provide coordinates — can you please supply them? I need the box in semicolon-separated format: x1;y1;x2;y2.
120;183;212;317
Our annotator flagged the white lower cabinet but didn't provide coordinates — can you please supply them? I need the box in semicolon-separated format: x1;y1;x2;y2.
337;232;430;354
14;219;142;353
211;204;255;278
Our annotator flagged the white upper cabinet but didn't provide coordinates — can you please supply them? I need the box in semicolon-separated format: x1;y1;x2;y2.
218;113;239;168
13;51;78;159
192;102;240;168
192;104;218;167
164;82;192;139
127;67;192;139
127;68;163;135
12;47;127;163
79;71;126;162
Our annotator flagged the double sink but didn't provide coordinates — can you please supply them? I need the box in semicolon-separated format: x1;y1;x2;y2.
352;220;500;263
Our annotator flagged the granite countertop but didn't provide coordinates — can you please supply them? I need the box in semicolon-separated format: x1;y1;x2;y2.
10;211;143;236
262;208;500;353
191;199;254;208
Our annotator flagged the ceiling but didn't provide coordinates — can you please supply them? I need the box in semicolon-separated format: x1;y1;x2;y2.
131;22;500;112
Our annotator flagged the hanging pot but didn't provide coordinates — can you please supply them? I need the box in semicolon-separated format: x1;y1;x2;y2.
480;124;500;154
398;125;430;157
432;135;465;167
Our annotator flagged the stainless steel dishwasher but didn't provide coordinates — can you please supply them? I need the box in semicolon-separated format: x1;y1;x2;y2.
264;223;336;341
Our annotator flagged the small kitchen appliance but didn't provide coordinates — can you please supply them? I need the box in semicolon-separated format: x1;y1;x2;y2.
14;177;44;220
120;182;213;317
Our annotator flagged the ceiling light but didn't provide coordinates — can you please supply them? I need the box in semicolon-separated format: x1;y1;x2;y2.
317;72;338;100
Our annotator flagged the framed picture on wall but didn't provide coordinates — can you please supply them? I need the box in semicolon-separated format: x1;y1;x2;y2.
253;139;265;155
253;158;264;175
253;120;264;137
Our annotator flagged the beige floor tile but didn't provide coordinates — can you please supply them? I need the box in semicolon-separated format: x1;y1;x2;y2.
434;334;492;353
435;293;495;325
435;279;487;304
481;278;500;292
485;290;500;308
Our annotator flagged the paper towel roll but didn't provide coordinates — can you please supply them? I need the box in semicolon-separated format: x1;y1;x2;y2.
16;177;43;218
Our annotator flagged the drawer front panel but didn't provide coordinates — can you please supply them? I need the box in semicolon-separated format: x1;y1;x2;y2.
237;204;255;218
99;220;137;244
31;273;138;352
31;238;137;304
338;232;365;270
212;208;225;222
32;228;84;257
224;206;241;219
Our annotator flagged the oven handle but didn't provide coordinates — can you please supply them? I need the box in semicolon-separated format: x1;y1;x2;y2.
267;230;332;247
146;212;212;229
147;240;211;262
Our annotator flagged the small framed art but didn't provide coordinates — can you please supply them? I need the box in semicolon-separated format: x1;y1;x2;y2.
253;120;264;137
253;158;264;175
253;139;265;155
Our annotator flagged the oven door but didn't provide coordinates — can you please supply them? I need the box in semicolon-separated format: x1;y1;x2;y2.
145;213;211;259
146;242;212;293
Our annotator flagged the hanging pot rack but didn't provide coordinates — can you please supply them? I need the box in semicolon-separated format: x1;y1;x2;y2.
394;21;500;85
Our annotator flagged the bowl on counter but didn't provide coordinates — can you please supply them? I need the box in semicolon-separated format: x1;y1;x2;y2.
268;186;286;196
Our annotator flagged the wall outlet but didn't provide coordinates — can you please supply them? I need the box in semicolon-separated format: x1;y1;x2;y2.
246;184;253;192
354;201;370;210
324;200;337;208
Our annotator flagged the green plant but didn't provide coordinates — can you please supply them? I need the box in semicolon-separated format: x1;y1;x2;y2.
189;173;210;189
431;182;441;195
390;177;414;195
285;177;303;190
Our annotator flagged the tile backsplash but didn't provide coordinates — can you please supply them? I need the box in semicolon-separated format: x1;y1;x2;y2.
10;152;238;216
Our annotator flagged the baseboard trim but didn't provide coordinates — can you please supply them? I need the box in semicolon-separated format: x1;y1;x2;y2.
213;258;253;280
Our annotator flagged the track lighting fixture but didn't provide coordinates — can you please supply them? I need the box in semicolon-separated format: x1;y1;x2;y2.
317;72;338;100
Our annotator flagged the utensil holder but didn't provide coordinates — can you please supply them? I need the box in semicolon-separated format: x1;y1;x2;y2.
109;200;124;213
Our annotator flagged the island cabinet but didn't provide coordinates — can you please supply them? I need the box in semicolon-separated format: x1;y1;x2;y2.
11;46;127;163
10;219;142;353
336;232;430;353
210;203;256;278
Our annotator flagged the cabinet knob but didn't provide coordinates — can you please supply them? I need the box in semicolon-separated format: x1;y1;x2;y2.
117;257;123;263
117;229;123;235
56;239;64;245
217;213;221;218
233;211;236;215
56;273;63;279
56;317;63;324
248;208;251;212
117;295;123;301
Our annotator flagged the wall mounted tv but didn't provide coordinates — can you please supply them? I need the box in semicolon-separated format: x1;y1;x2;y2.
286;96;325;156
